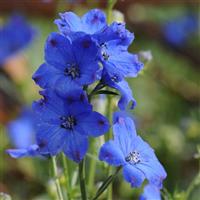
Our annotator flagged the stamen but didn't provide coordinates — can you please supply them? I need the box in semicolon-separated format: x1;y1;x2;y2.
125;150;141;164
60;115;76;130
65;64;80;79
102;52;109;60
101;43;109;61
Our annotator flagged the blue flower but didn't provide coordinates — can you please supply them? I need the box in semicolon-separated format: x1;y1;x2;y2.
55;9;143;79
140;184;161;200
54;9;107;35
33;32;99;91
33;89;109;163
51;9;143;110
96;22;143;79
163;14;198;46
6;144;41;158
99;112;167;188
7;108;35;149
101;69;136;110
0;14;35;65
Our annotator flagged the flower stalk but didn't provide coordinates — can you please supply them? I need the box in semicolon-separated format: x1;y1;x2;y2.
79;159;87;200
62;153;71;200
92;167;122;200
52;156;64;200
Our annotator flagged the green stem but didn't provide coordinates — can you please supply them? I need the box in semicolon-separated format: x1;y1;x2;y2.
92;167;122;200
105;95;114;200
106;0;117;24
105;0;118;196
88;139;97;196
62;153;71;200
79;159;87;200
52;156;64;200
185;172;200;200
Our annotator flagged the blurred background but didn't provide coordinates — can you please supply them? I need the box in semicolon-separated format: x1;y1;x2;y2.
0;0;199;199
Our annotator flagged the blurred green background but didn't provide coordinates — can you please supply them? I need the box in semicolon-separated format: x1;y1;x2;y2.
0;0;199;199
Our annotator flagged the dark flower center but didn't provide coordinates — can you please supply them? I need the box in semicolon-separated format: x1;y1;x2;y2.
125;150;141;164
101;43;109;61
64;64;80;79
102;52;110;60
60;115;76;130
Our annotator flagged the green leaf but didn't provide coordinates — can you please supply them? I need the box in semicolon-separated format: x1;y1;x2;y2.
93;90;119;96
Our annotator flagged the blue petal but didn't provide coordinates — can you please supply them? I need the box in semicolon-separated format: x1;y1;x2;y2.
101;70;136;110
77;62;99;86
79;111;110;137
123;164;145;188
128;136;154;157
45;32;74;69
54;77;81;94
68;102;92;117
54;12;82;35
72;34;99;66
63;133;88;163
6;144;40;158
6;149;28;158
112;111;137;156
140;184;161;200
117;80;136;110
0;14;36;65
32;90;66;119
57;89;88;105
97;22;134;47
107;50;143;78
7;109;35;149
36;123;66;156
81;9;107;34
137;160;167;189
32;63;62;89
99;140;125;166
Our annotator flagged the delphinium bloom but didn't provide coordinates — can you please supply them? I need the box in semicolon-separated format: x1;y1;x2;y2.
7;108;35;149
0;14;35;65
163;14;198;46
33;33;99;92
140;184;161;200
54;9;143;110
99;112;167;188
6;108;44;158
33;89;109;163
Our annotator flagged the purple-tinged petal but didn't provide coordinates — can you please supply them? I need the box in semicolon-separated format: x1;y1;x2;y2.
32;63;62;89
54;12;82;35
6;149;28;158
123;165;145;188
81;9;107;34
79;111;110;137
108;51;143;78
6;144;40;158
45;32;74;69
114;80;136;110
99;140;125;166
140;184;161;200
112;111;137;156
72;34;99;65
63;133;88;163
137;161;167;189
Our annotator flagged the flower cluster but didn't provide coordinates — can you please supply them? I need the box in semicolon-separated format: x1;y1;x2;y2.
7;9;166;199
0;14;35;65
